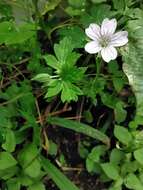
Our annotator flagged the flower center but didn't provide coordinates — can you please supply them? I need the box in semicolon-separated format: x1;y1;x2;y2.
99;36;110;47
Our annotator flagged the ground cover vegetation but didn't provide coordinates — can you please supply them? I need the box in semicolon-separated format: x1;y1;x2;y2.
0;0;143;189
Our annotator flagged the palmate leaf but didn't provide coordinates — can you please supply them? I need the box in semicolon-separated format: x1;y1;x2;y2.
58;26;86;48
122;19;143;117
34;37;85;102
61;81;83;102
54;37;74;64
80;4;115;26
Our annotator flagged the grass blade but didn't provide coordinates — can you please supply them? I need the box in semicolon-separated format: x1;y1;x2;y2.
41;157;80;190
47;117;110;146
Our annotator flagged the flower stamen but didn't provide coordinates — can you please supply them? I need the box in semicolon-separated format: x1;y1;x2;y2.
99;36;110;48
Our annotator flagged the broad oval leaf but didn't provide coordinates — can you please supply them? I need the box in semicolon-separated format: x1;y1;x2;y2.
0;152;17;170
134;148;143;165
125;173;143;190
2;130;16;152
28;182;45;190
114;125;132;145
101;162;120;180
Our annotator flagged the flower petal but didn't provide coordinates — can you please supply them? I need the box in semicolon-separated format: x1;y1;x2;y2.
85;41;102;54
101;18;117;36
85;23;101;40
110;31;128;47
101;46;117;62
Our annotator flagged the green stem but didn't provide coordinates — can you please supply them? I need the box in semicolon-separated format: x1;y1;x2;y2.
95;55;102;77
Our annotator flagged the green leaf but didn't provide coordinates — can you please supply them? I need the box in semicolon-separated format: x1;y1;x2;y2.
49;140;58;156
68;0;86;8
38;0;61;15
17;143;38;164
83;77;105;102
134;148;143;165
125;8;143;19
91;0;107;3
83;110;93;123
6;23;35;45
80;4;115;26
108;60;119;73
66;0;86;16
59;26;86;48
0;21;35;45
0;21;13;44
101;93;118;109
109;177;123;190
125;173;143;190
2;130;16;152
113;76;125;92
24;159;41;178
44;55;60;70
65;7;82;16
32;73;50;83
133;130;143;148
86;159;97;173
88;145;107;163
7;179;20;190
41;157;80;190
121;161;139;175
86;145;107;173
139;172;143;184
33;37;84;103
110;149;125;165
101;162;120;180
114;102;127;123
0;1;12;19
61;82;82;102
107;61;126;92
0;166;19;180
60;65;85;83
0;152;17;170
114;125;132;145
18;143;41;178
45;80;62;98
28;182;45;190
47;117;110;145
18;174;33;186
90;4;115;23
78;142;89;159
54;37;73;64
112;0;125;11
109;187;122;190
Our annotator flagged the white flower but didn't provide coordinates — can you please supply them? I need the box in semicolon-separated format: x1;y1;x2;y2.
84;18;128;62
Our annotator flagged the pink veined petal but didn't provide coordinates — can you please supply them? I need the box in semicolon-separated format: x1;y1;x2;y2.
101;18;117;36
101;46;117;62
110;31;128;47
85;41;102;54
85;23;101;40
